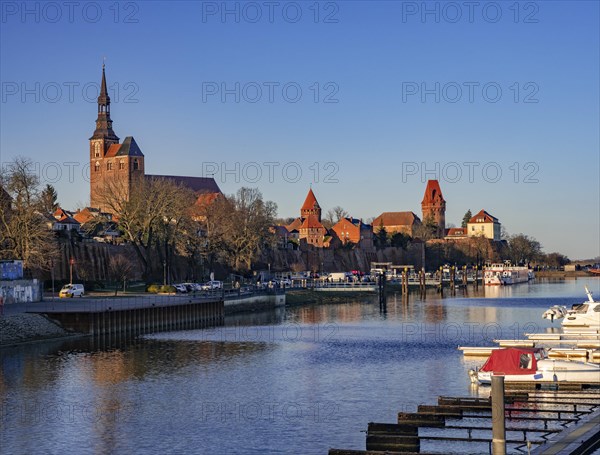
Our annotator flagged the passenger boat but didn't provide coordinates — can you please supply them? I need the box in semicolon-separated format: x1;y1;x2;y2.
484;262;532;285
469;347;600;384
562;287;600;329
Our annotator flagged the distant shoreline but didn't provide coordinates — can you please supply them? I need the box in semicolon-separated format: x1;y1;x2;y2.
534;270;593;278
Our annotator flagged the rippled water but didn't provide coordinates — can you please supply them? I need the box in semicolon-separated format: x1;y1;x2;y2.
1;278;598;454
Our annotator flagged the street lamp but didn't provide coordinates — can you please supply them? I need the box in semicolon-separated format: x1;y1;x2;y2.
163;260;167;286
69;257;74;284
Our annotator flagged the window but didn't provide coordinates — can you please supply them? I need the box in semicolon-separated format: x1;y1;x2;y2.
119;161;125;170
107;162;113;171
133;159;139;170
94;142;100;157
94;162;100;172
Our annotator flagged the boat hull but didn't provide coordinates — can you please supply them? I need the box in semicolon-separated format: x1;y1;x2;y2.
476;359;600;384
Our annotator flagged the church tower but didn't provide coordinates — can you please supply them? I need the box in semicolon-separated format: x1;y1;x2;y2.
421;180;446;238
300;188;322;222
89;65;144;211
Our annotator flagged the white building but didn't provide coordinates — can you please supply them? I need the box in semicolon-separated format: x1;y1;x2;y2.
467;209;501;241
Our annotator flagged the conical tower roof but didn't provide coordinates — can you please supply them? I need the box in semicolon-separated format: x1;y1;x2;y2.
301;188;320;210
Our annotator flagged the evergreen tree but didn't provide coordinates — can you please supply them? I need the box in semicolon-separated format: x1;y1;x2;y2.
40;184;59;214
461;209;472;228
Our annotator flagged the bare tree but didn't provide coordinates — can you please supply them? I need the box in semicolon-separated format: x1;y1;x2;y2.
108;254;133;296
202;188;277;272
325;206;349;226
0;157;58;274
99;176;196;280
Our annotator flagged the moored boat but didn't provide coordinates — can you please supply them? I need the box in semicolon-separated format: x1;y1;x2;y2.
542;305;568;322
484;261;532;286
469;347;600;384
561;287;600;329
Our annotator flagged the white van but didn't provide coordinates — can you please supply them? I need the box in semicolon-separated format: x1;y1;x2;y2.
59;284;85;298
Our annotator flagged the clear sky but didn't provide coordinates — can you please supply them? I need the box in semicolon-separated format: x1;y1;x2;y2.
1;1;598;259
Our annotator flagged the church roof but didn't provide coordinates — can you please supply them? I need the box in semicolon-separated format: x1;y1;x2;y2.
373;212;421;227
104;137;143;158
421;180;445;205
301;188;320;210
146;175;221;194
468;209;498;224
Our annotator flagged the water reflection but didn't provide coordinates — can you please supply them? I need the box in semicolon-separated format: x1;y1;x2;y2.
1;278;598;455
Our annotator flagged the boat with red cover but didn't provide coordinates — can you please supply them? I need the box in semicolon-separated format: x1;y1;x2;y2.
469;347;600;385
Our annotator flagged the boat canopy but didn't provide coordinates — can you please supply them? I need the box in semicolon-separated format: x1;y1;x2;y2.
480;348;542;375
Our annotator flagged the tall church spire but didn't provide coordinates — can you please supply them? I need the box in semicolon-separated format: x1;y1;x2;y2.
90;64;119;141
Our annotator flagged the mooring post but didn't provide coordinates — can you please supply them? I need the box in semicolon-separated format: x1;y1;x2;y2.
491;375;506;455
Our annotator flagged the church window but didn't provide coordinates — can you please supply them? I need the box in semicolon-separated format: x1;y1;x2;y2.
107;162;113;171
133;159;139;170
94;162;100;172
94;142;101;157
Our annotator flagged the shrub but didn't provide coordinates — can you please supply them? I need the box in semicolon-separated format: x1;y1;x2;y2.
147;284;161;293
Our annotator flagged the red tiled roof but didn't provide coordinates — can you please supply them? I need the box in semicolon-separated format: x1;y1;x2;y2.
421;180;445;205
73;209;94;224
104;144;122;158
468;209;498;224
195;192;220;208
447;227;467;236
286;217;303;231
301;188;320;211
372;212;421;227
300;215;325;229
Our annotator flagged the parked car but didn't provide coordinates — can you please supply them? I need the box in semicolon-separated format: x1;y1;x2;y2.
279;278;292;286
59;283;85;298
201;280;223;290
173;284;188;293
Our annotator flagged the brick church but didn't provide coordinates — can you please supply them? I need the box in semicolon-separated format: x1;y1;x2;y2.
89;66;220;212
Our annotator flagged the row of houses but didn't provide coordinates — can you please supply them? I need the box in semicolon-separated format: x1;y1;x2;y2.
274;181;502;250
47;207;120;242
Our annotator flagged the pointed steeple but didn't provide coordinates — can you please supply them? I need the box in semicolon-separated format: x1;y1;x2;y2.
300;188;322;221
98;63;109;105
90;64;119;141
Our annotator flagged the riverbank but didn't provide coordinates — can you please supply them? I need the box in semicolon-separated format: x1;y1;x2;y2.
535;270;592;278
286;289;376;306
0;313;80;347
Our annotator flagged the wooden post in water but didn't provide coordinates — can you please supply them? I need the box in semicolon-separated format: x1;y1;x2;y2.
419;267;425;296
474;265;479;290
491;375;506;455
462;265;468;287
438;266;443;296
450;266;455;294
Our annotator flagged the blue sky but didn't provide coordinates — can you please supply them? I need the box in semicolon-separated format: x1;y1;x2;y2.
1;1;598;259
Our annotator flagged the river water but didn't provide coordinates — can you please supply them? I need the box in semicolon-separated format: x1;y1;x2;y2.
1;278;598;454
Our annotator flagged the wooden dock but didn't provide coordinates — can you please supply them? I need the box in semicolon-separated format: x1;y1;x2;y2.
328;390;600;454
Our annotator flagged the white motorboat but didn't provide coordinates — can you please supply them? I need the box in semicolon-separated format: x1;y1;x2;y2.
469;347;600;384
562;287;600;329
542;305;568;322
